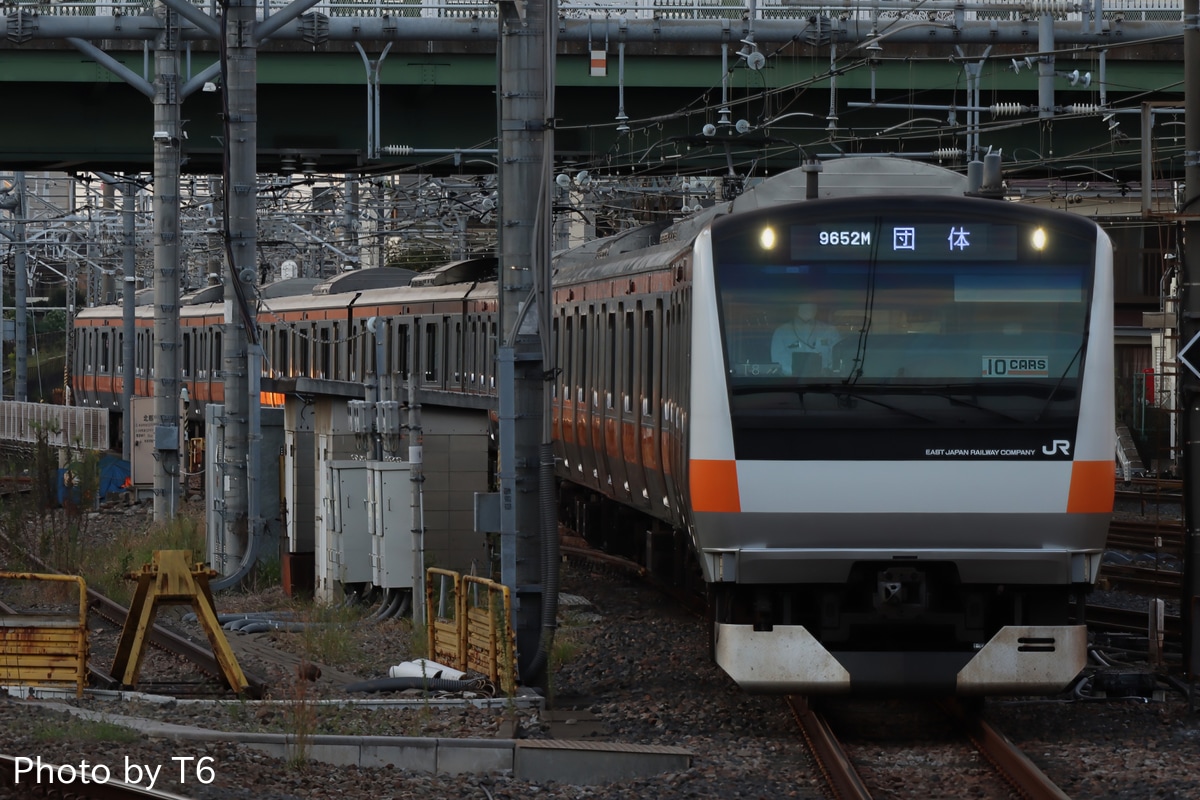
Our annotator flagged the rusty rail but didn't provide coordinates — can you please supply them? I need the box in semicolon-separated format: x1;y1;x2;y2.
941;699;1071;800
786;696;872;800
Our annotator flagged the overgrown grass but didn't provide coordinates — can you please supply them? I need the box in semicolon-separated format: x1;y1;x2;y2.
78;514;206;604
30;715;142;744
296;602;363;669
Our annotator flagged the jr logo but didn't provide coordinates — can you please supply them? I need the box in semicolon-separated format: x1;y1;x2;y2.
1042;439;1071;456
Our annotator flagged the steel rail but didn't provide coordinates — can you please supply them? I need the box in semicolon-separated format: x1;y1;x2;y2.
1099;563;1183;598
0;754;195;799
1087;602;1182;641
786;696;872;800
86;591;266;698
941;699;1071;800
0;530;266;697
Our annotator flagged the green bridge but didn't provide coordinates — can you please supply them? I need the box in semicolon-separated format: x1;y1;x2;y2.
0;0;1187;180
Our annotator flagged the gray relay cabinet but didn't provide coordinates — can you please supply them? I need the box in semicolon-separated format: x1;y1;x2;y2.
367;461;416;592
326;460;372;588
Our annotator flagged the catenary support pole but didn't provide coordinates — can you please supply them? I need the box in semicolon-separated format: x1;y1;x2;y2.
152;4;183;523
1180;0;1200;683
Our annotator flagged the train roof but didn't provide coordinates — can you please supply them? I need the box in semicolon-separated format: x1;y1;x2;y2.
312;267;419;295
553;157;973;283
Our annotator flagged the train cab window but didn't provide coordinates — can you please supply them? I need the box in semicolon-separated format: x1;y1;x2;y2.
182;333;190;378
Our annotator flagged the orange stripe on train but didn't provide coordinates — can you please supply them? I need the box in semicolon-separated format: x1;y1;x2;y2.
1067;460;1115;514
689;459;740;513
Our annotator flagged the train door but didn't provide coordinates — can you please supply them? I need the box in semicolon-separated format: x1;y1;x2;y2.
623;303;651;512
576;309;595;489
640;299;668;514
605;306;630;503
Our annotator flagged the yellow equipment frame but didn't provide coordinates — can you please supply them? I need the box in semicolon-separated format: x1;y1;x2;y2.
0;572;89;697
110;550;249;693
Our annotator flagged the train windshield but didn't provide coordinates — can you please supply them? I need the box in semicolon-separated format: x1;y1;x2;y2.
711;199;1099;432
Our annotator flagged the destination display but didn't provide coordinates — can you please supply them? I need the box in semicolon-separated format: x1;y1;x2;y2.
791;221;1020;262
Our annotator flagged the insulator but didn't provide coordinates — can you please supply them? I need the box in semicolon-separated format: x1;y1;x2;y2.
1066;104;1101;115
381;145;414;156
932;148;964;161
1024;0;1075;15
990;103;1028;117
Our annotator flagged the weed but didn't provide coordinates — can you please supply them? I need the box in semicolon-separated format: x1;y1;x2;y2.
296;602;362;669
283;666;317;770
30;715;141;744
78;513;205;604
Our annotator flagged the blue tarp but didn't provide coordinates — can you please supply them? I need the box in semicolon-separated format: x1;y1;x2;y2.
56;455;131;506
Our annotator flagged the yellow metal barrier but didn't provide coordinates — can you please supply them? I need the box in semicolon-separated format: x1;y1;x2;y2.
0;572;89;697
426;569;518;693
463;575;518;694
426;568;463;670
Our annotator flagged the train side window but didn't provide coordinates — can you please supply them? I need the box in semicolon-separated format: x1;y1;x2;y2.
99;332;109;374
182;332;190;378
643;305;657;417
332;322;341;381
317;325;329;380
484;321;494;393
278;330;288;378
578;314;588;404
624;310;635;414
117;332;124;372
563;314;573;401
213;331;221;378
424;322;439;382
452;319;462;385
398;323;410;381
549;315;559;400
605;310;616;410
299;328;309;377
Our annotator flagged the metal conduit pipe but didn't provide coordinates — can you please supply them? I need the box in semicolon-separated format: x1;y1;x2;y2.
369;589;397;620
371;589;404;622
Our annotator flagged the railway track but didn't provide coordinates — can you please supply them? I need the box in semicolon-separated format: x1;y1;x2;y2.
789;696;1070;800
0;754;195;799
0;530;267;698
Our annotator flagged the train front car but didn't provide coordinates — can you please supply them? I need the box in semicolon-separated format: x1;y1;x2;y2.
691;195;1113;694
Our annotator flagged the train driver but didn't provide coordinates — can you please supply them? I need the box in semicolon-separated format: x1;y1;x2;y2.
770;302;843;376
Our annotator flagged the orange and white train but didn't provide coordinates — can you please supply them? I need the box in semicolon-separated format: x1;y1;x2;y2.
73;158;1114;694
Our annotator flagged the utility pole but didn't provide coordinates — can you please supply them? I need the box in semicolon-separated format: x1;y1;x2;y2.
496;0;557;682
120;180;136;465
13;172;27;402
215;0;263;585
1181;0;1200;682
152;4;183;522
